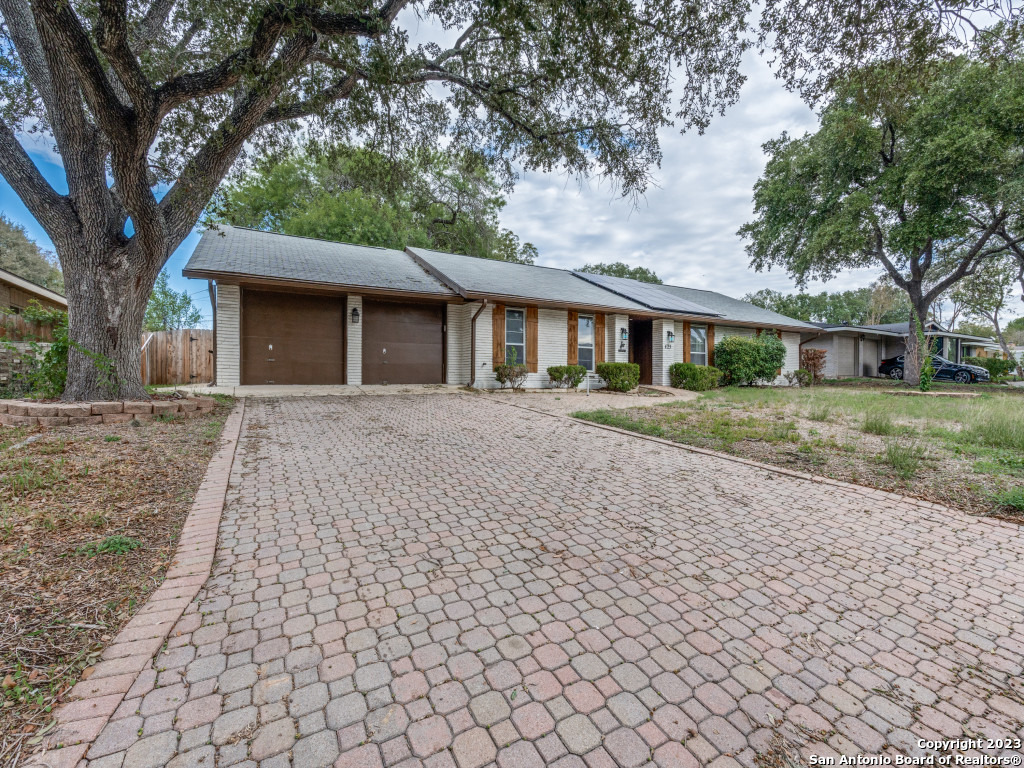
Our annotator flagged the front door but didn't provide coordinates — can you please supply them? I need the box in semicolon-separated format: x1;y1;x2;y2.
629;319;653;385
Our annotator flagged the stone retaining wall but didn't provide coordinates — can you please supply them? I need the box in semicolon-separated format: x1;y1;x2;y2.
0;396;216;427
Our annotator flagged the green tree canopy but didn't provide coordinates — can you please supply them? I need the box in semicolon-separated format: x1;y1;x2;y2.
143;271;203;331
577;262;661;284
0;214;63;293
744;281;911;325
210;145;536;263
952;257;1022;371
740;56;1024;383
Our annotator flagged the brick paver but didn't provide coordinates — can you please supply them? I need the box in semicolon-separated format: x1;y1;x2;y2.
63;395;1024;767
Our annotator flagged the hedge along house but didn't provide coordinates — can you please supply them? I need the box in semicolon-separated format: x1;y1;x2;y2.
183;225;817;388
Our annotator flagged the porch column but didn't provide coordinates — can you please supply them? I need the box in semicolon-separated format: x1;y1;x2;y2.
346;295;362;386
215;284;240;386
608;314;630;363
652;318;674;386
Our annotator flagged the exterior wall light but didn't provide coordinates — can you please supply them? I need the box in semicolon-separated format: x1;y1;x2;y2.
620;327;629;341
666;330;675;344
351;307;360;324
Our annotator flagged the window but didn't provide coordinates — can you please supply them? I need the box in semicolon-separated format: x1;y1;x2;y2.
690;325;707;365
578;315;595;371
505;308;526;365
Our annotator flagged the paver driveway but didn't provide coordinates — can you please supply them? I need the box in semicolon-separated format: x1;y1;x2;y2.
82;395;1024;768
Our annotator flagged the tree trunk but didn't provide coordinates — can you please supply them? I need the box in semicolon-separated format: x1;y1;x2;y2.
989;317;1023;379
61;242;159;401
902;303;931;387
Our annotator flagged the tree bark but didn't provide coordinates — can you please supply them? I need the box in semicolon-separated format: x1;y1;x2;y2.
902;302;931;386
60;239;160;401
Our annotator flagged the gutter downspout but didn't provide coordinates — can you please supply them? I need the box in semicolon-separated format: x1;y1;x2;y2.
469;299;489;389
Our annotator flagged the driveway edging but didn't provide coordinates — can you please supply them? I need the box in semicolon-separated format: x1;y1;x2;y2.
28;398;247;768
484;394;1014;529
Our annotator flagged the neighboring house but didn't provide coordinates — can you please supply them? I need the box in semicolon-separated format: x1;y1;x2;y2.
0;267;66;314
183;225;817;388
802;321;1000;378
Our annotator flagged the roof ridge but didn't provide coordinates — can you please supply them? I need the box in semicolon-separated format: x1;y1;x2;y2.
218;223;398;253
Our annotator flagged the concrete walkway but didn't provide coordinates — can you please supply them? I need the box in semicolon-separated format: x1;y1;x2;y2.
72;394;1024;768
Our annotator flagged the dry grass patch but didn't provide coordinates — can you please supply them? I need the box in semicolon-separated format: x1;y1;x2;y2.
573;386;1024;521
0;398;234;760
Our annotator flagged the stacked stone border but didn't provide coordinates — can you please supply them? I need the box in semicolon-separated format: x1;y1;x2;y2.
0;396;216;427
27;399;246;768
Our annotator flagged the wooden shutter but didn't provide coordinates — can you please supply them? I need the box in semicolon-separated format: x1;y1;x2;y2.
682;321;691;363
492;304;506;366
594;314;605;364
526;306;538;373
707;324;716;366
567;311;578;365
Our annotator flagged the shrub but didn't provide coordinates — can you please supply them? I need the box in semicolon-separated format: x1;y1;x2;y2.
783;368;812;387
964;356;1015;378
713;334;787;386
669;363;722;391
800;348;826;383
547;365;587;389
595;362;640;392
494;363;528;390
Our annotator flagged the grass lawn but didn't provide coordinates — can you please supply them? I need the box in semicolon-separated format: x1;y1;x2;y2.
0;396;234;758
573;386;1024;521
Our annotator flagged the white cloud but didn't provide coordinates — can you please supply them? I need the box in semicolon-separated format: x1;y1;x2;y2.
500;52;883;297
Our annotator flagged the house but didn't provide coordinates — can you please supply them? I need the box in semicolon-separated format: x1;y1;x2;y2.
801;321;1001;378
183;225;818;388
0;267;66;314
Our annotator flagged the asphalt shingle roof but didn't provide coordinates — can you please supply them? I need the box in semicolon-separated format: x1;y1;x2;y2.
407;247;649;312
570;271;719;316
183;225;457;297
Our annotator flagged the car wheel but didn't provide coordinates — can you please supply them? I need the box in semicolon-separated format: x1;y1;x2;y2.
890;368;903;380
954;370;971;384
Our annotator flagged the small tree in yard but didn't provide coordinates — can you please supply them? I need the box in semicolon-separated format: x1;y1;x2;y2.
800;348;827;384
740;57;1024;386
144;271;203;332
952;258;1024;377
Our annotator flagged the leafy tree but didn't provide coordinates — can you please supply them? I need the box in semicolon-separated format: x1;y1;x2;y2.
577;262;661;284
143;271;203;331
0;0;1014;398
956;320;997;338
740;57;1024;385
1005;316;1024;345
952;258;1022;375
743;281;911;325
211;145;536;263
0;214;63;293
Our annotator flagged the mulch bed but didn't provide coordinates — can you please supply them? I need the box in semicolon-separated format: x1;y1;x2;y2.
0;400;233;763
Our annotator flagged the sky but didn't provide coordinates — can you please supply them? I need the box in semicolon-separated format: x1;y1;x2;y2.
0;42;940;329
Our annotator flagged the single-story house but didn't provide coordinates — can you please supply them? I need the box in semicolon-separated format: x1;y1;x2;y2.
183;225;817;388
801;321;1002;378
0;267;66;314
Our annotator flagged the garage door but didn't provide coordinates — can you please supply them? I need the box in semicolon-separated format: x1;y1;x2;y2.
242;291;344;385
837;336;856;377
362;300;444;385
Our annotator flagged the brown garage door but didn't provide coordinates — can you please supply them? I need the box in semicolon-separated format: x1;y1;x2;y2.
362;300;444;385
242;290;344;385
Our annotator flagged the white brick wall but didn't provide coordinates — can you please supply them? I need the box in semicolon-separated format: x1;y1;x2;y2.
651;319;674;385
717;325;756;341
346;295;362;386
445;303;471;385
801;335;837;378
608;314;629;363
215;284;240;386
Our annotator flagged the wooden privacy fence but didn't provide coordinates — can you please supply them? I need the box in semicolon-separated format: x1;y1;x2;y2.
0;314;57;342
140;329;214;387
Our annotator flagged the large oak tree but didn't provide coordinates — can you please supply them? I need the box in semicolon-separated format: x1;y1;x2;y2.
740;56;1024;384
0;0;1017;398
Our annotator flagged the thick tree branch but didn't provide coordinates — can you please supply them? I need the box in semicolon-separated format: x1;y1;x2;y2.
0;0;58;120
97;0;155;114
0;118;72;237
131;0;177;52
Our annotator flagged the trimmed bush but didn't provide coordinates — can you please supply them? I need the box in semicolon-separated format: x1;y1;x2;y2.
595;362;640;392
494;363;528;390
669;362;722;391
713;334;786;385
965;356;1015;379
800;348;826;383
547;364;588;389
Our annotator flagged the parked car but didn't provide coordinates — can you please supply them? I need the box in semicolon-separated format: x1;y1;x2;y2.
878;355;991;383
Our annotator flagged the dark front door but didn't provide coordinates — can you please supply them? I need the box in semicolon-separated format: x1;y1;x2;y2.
362;300;445;385
629;318;653;385
241;290;345;385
